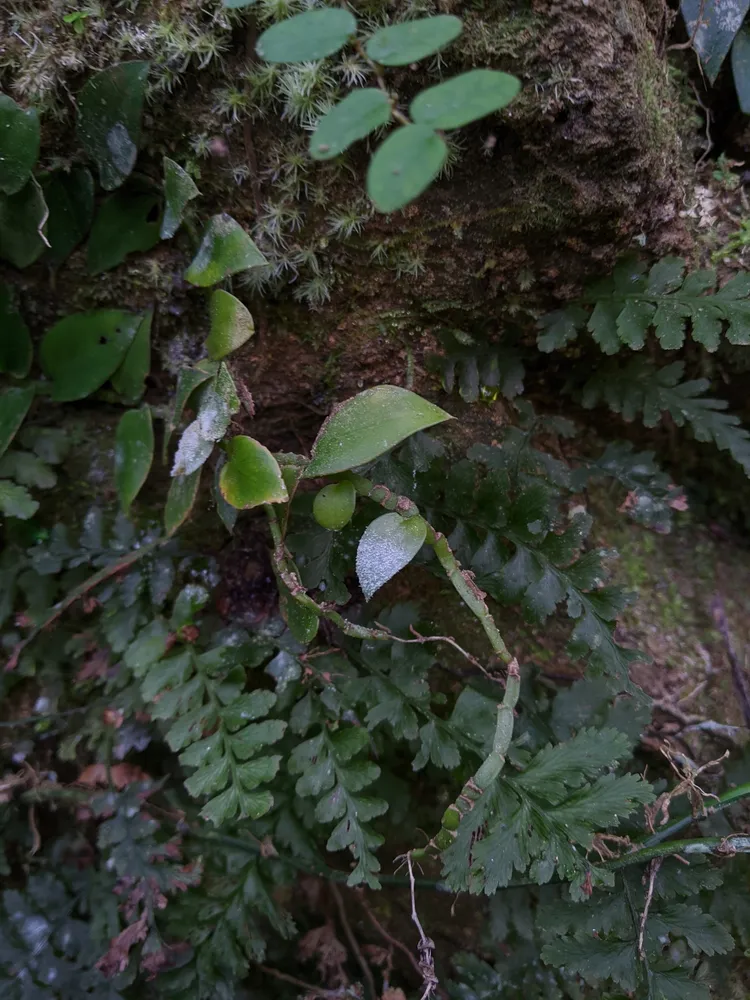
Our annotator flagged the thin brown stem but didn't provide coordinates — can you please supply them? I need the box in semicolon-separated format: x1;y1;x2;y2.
330;883;377;1000
257;964;338;998
668;0;706;50
358;894;423;980
5;538;166;672
638;858;662;957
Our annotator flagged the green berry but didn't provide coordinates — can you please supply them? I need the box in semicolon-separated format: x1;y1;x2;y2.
313;481;356;530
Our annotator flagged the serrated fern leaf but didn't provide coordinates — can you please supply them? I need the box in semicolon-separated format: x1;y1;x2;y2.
581;358;750;475
538;257;750;354
0;874;120;1000
427;331;525;402
441;733;653;895
288;723;387;888
127;588;283;825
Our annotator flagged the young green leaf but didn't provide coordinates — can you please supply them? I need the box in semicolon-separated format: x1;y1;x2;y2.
40;311;142;401
733;22;750;113
76;61;150;190
206;290;255;360
365;15;462;66
165;467;202;536
305;385;451;477
256;8;357;64
111;309;152;402
185;213;267;286
161;157;200;239
681;0;750;83
0;181;48;269
162;362;218;461
367;125;447;213
86;190;161;274
40;167;95;267
0;387;34;459
410;69;521;130
0;95;40;195
0;480;38;520
356;512;426;600
0;284;32;378
219;436;289;509
115;405;154;515
309;89;392;161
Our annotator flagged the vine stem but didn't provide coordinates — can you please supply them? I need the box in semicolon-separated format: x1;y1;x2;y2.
641;781;750;847
345;474;514;666
5;538;167;672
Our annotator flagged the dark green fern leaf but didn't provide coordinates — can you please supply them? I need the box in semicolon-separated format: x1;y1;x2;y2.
581;358;750;475
538;257;750;354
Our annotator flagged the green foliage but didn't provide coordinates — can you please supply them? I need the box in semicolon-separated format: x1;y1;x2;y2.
581;358;750;475
185;213;267;286
356;511;426;600
86;189;161;274
2;20;749;1000
0;94;40;195
161;157;199;240
305;384;451;476
76;61;150;190
539;257;750;354
219;435;288;509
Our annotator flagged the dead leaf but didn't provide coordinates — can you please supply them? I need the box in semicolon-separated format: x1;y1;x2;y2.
299;922;348;987
96;915;148;977
77;762;150;789
77;649;110;682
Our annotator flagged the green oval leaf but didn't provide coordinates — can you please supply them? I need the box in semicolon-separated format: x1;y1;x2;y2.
165;467;201;536
365;15;461;66
40;167;95;267
86;190;161;275
733;23;750;113
0;481;38;521
0;386;34;459
207;290;255;360
256;9;357;64
356;512;426;600
161;157;199;239
306;385;451;477
366;125;447;214
410;69;521;130
40;311;142;401
111;309;152;402
76;61;150;190
115;405;154;514
0;181;48;269
0;95;40;195
0;283;32;379
219;436;289;509
185;214;267;286
309;89;392;161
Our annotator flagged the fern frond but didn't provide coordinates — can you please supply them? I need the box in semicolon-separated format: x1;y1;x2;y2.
126;587;284;825
538;257;750;354
581;358;750;475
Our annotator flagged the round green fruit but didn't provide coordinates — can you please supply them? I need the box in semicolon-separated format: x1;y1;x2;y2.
313;481;356;530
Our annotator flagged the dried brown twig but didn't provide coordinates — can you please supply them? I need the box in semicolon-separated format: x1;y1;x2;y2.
405;854;439;1000
330;883;376;1000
